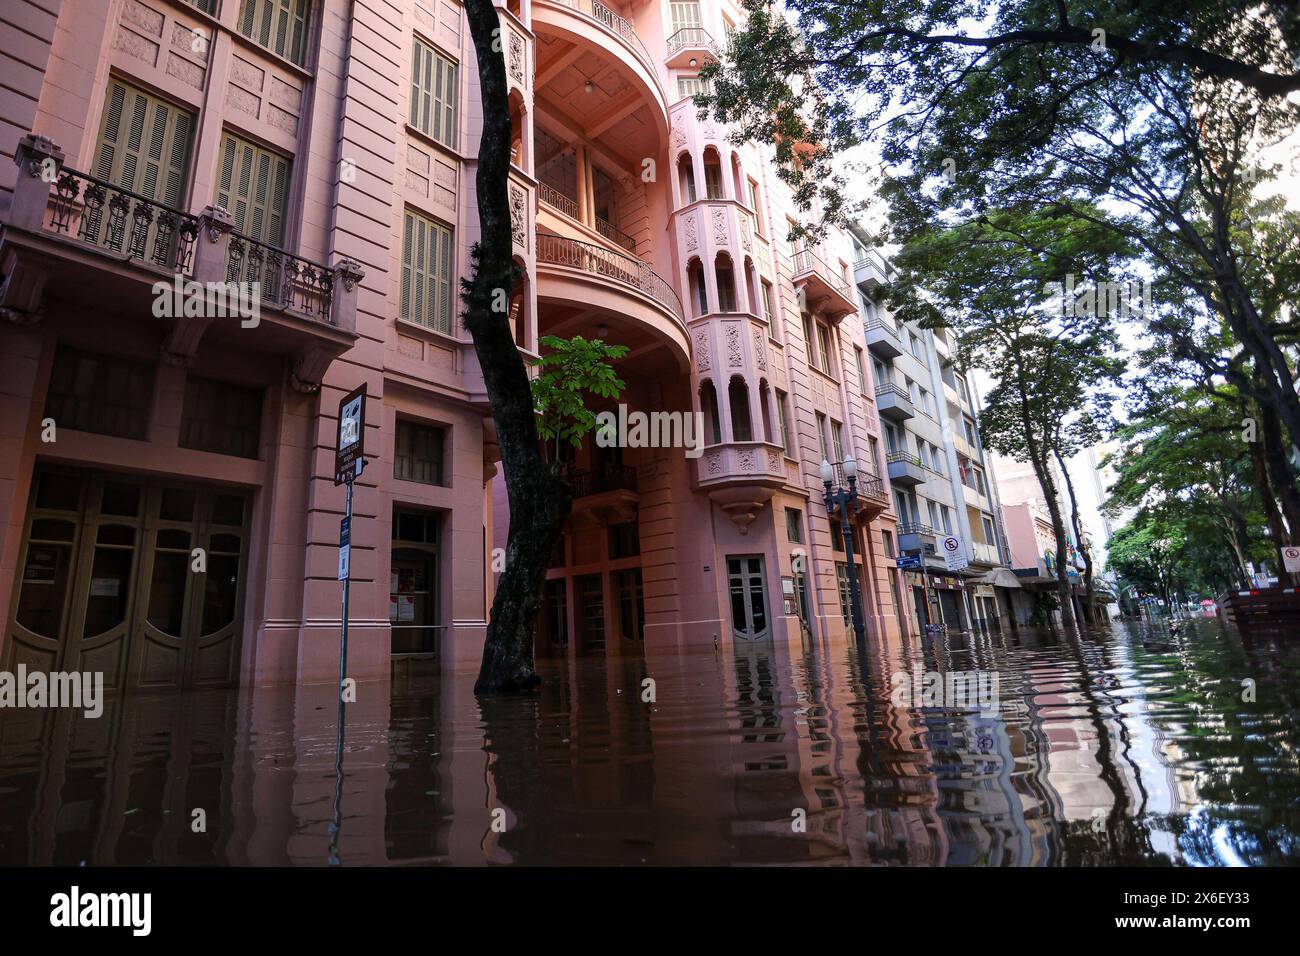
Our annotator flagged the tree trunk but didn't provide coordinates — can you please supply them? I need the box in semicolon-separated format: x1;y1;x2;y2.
1054;448;1095;625
1033;454;1077;627
463;0;571;694
1259;397;1300;538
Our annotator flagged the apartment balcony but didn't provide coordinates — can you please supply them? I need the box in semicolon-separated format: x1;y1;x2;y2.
875;382;915;421
697;440;788;533
534;0;669;139
821;460;890;519
954;431;981;462
897;522;937;554
562;462;639;524
538;182;638;255
0;135;361;392
886;452;928;488
864;317;904;358
790;248;857;320
968;541;1002;567
854;250;891;289
665;26;720;70
535;230;689;371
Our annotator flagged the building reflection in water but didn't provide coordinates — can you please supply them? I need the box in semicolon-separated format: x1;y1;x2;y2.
0;619;1297;865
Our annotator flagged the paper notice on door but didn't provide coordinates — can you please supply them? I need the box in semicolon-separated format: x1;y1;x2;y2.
398;595;415;622
389;596;399;623
90;578;120;597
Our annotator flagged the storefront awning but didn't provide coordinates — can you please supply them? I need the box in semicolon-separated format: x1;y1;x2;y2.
974;567;1023;589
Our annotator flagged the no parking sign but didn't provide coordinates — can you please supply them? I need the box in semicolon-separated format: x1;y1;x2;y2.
1283;547;1300;574
941;535;968;572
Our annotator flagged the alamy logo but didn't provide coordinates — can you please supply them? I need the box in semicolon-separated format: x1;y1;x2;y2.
889;668;1000;716
1043;274;1152;319
49;886;151;936
0;666;103;718
595;404;705;459
151;274;262;328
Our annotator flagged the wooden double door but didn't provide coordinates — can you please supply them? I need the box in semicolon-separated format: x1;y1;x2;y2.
5;467;249;691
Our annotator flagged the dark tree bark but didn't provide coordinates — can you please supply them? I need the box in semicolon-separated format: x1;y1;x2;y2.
463;0;571;694
1258;397;1300;538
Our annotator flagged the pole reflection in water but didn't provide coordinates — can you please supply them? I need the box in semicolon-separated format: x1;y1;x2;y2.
0;618;1297;865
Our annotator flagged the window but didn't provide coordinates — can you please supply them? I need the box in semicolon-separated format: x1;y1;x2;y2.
854;347;868;395
830;420;845;463
703;149;724;199
215;133;291;250
835;562;853;624
815;412;829;462
401;209;455;333
615;568;645;641
928;500;941;528
881;529;895;558
186;0;219;13
802;315;815;366
873;357;889;386
180;377;263;459
982;515;997;543
776;389;792;455
761;280;775;325
608;521;640;559
816;322;833;374
45;347;153;440
746;178;764;233
909;331;922;357
728;378;752;441
677;76;712;99
786;508;804;544
411;38;459;148
394;419;445;485
670;0;702;32
237;0;312;67
868;436;880;477
92;79;195;238
941;505;953;535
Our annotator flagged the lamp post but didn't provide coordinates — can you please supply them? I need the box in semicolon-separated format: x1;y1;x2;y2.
821;456;868;644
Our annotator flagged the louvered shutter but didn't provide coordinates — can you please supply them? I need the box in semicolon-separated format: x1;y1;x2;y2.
411;37;458;148
402;210;453;334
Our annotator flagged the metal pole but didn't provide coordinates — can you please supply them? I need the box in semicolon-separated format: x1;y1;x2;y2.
339;474;353;691
328;472;354;865
839;497;867;644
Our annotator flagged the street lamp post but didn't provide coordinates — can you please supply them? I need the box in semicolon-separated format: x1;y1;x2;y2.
821;457;868;644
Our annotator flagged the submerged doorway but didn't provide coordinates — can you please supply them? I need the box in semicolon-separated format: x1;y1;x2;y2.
728;555;770;641
6;466;250;690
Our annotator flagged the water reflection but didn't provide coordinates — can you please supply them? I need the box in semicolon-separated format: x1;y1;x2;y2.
0;618;1297;865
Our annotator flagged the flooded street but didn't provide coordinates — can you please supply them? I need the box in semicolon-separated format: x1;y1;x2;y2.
1;617;1297;866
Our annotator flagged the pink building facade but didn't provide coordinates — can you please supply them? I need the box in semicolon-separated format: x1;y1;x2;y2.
0;0;908;692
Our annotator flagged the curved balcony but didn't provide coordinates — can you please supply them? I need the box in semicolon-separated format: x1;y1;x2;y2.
534;0;669;141
535;230;689;371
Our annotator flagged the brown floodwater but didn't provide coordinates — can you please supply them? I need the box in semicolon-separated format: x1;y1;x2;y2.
1;616;1297;866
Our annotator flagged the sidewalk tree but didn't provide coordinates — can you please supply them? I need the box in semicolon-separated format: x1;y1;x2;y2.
532;335;629;462
461;0;569;693
700;0;1300;448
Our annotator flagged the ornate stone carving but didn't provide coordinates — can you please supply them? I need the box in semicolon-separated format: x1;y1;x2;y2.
669;124;686;150
509;183;526;250
725;323;742;366
694;328;711;372
684;213;698;252
711;206;728;245
508;31;525;84
753;328;767;370
738;450;755;472
706;451;722;475
767;450;782;472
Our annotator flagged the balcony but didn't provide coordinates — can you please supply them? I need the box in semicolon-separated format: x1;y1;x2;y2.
968;541;1002;567
875;383;915;421
820;460;890;518
864;318;903;358
535;230;689;370
535;1;669;136
886;452;927;488
562;462;639;524
790;248;857;320
0;135;361;392
665;27;720;69
854;249;891;289
697;440;788;533
897;522;937;554
538;182;637;255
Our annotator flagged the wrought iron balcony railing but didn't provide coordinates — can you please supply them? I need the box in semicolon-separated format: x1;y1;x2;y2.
595;216;637;254
536;230;683;322
876;382;910;400
791;247;851;297
825;461;887;502
865;317;899;338
898;522;936;537
563;463;638;497
552;0;653;75
887;451;923;468
665;27;719;57
226;231;334;322
46;166;199;274
538;181;578;220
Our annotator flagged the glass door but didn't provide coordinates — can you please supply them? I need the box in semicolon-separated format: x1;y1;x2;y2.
727;555;770;641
